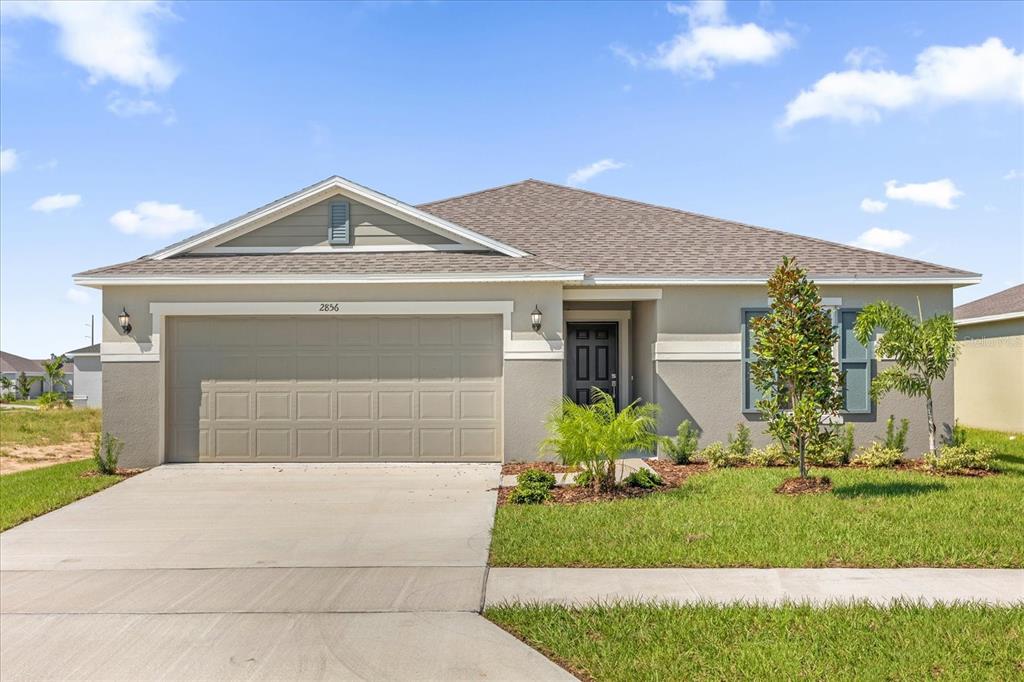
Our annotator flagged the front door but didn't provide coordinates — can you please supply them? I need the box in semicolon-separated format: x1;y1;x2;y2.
566;322;619;407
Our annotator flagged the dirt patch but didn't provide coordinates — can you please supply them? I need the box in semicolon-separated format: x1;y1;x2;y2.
775;475;832;495
501;461;578;476
0;441;94;475
80;468;144;479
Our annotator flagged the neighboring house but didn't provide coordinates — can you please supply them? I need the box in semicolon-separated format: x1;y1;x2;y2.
73;176;980;468
954;284;1024;433
0;351;46;398
65;343;102;408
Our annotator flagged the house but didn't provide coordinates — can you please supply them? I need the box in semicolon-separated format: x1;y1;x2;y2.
0;351;73;398
73;176;979;468
65;343;102;408
954;284;1024;433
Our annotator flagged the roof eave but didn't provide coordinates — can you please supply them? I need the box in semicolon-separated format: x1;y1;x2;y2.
72;271;586;287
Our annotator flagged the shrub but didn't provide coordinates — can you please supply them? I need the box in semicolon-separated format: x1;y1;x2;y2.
852;442;903;468
508;482;551;504
805;440;845;467
727;423;753;458
699;442;744;468
624;468;664;489
574;470;595;489
884;415;910;453
661;420;700;464
748;442;788;467
837;423;856;464
517;468;556;489
945;420;969;448
38;391;71;410
93;432;124;475
925;444;994;473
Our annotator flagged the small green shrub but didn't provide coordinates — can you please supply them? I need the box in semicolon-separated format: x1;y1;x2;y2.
853;442;903;468
727;423;752;458
517;468;556;489
805;440;845;467
945;420;969;447
38;391;71;410
837;423;856;463
508;481;552;504
661;420;700;464
748;442;788;467
92;432;124;475
699;442;745;468
624;468;664;489
925;444;994;473
574;470;595;488
884;415;910;453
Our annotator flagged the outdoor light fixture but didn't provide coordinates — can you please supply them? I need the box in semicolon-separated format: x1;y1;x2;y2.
117;307;132;335
531;305;543;332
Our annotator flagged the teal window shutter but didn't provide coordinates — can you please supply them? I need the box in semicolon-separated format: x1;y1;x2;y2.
741;309;768;412
328;201;350;244
839;309;872;413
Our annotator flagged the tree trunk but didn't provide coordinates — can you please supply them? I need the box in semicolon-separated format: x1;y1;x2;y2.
798;436;807;479
925;388;936;455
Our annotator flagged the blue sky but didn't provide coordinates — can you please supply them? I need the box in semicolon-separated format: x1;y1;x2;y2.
1;0;1022;356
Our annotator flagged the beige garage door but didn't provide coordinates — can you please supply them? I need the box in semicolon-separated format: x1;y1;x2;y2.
166;315;502;462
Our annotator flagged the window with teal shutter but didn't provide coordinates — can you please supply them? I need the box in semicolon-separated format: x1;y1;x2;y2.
839;308;872;413
741;309;768;412
328;200;350;245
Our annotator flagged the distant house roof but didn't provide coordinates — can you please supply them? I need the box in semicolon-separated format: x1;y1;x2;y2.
954;284;1024;324
0;351;44;375
74;177;980;285
65;343;100;357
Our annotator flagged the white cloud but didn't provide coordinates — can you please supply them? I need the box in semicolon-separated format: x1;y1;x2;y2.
110;201;208;237
884;178;963;210
31;193;81;212
859;198;887;214
1005;169;1022;180
105;93;177;124
617;1;793;79
567;159;626;186
849;227;913;252
782;38;1024;127
844;46;885;69
65;287;92;304
1;1;178;90
0;148;17;173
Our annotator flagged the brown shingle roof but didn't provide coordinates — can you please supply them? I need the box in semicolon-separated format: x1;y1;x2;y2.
954;284;1024;320
76;178;978;281
0;351;44;375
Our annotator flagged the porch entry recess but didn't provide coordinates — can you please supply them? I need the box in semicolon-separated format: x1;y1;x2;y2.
566;322;619;407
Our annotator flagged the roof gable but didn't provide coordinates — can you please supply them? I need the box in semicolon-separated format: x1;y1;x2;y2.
955;284;1024;322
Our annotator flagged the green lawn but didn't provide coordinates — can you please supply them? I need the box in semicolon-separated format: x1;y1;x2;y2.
0;408;101;449
490;428;1024;567
0;459;121;531
486;602;1024;682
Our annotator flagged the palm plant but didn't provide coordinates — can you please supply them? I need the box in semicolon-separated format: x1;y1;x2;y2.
853;299;957;455
543;388;660;492
41;355;69;393
0;376;13;401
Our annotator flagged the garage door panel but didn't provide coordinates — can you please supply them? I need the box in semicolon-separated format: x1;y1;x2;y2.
167;315;501;462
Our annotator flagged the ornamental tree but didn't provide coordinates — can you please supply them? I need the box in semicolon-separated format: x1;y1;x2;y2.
750;257;843;479
40;355;69;393
853;299;957;455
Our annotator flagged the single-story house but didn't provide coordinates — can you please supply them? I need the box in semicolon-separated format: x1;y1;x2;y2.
74;176;980;468
0;351;73;398
65;343;102;408
954;284;1023;433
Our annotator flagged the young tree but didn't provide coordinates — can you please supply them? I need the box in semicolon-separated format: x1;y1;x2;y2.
750;257;843;479
40;355;69;393
853;299;957;455
15;371;35;400
0;375;13;400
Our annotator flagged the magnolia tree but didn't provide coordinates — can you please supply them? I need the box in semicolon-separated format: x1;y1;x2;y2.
853;299;957;455
751;257;843;479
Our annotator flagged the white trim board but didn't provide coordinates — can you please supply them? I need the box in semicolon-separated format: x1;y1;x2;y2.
194;244;489;255
585;276;982;287
956;311;1024;326
563;288;662;301
150;176;529;260
74;271;585;288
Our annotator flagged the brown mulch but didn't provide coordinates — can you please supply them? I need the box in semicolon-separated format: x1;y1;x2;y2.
80;467;145;478
645;459;710;486
500;461;578;476
775;475;832;495
893;461;997;477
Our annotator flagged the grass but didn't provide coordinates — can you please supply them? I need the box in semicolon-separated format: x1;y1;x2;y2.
486;602;1024;681
0;459;122;531
491;428;1024;567
0;407;101;448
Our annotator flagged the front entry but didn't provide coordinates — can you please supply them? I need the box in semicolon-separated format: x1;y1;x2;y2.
566;322;619;407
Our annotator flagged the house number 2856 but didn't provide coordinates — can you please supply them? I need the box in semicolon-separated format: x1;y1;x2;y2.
319;303;340;312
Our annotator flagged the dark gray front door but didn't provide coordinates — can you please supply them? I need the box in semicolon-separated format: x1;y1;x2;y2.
566;322;618;406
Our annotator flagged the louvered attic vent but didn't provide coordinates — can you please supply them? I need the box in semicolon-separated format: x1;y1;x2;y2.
328;200;350;245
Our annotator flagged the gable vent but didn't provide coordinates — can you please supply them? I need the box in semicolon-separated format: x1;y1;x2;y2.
328;200;350;245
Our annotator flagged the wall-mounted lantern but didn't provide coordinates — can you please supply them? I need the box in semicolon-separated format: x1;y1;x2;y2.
531;305;543;332
117;307;133;334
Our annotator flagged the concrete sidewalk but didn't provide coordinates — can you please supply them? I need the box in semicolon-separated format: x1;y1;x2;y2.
485;568;1024;607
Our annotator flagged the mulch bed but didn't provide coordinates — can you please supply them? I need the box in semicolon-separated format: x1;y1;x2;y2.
80;468;144;478
892;461;997;478
645;459;710;486
501;461;578;476
775;475;832;495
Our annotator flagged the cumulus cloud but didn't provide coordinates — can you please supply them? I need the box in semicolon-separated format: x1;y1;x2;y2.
110;201;208;237
65;287;92;304
849;227;913;252
782;38;1024;127
844;46;885;69
106;93;176;124
1;1;178;90
0;148;17;173
616;1;793;79
884;178;963;209
859;198;887;214
567;159;626;186
1005;169;1022;180
31;193;81;212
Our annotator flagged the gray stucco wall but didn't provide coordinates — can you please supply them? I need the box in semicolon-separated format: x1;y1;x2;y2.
503;359;563;461
631;300;657;404
72;355;102;408
102;362;161;469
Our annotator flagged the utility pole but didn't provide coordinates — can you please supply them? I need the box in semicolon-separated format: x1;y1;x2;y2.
85;315;94;345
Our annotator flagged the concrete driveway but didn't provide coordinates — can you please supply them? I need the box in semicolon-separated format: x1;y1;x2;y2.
0;464;573;681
